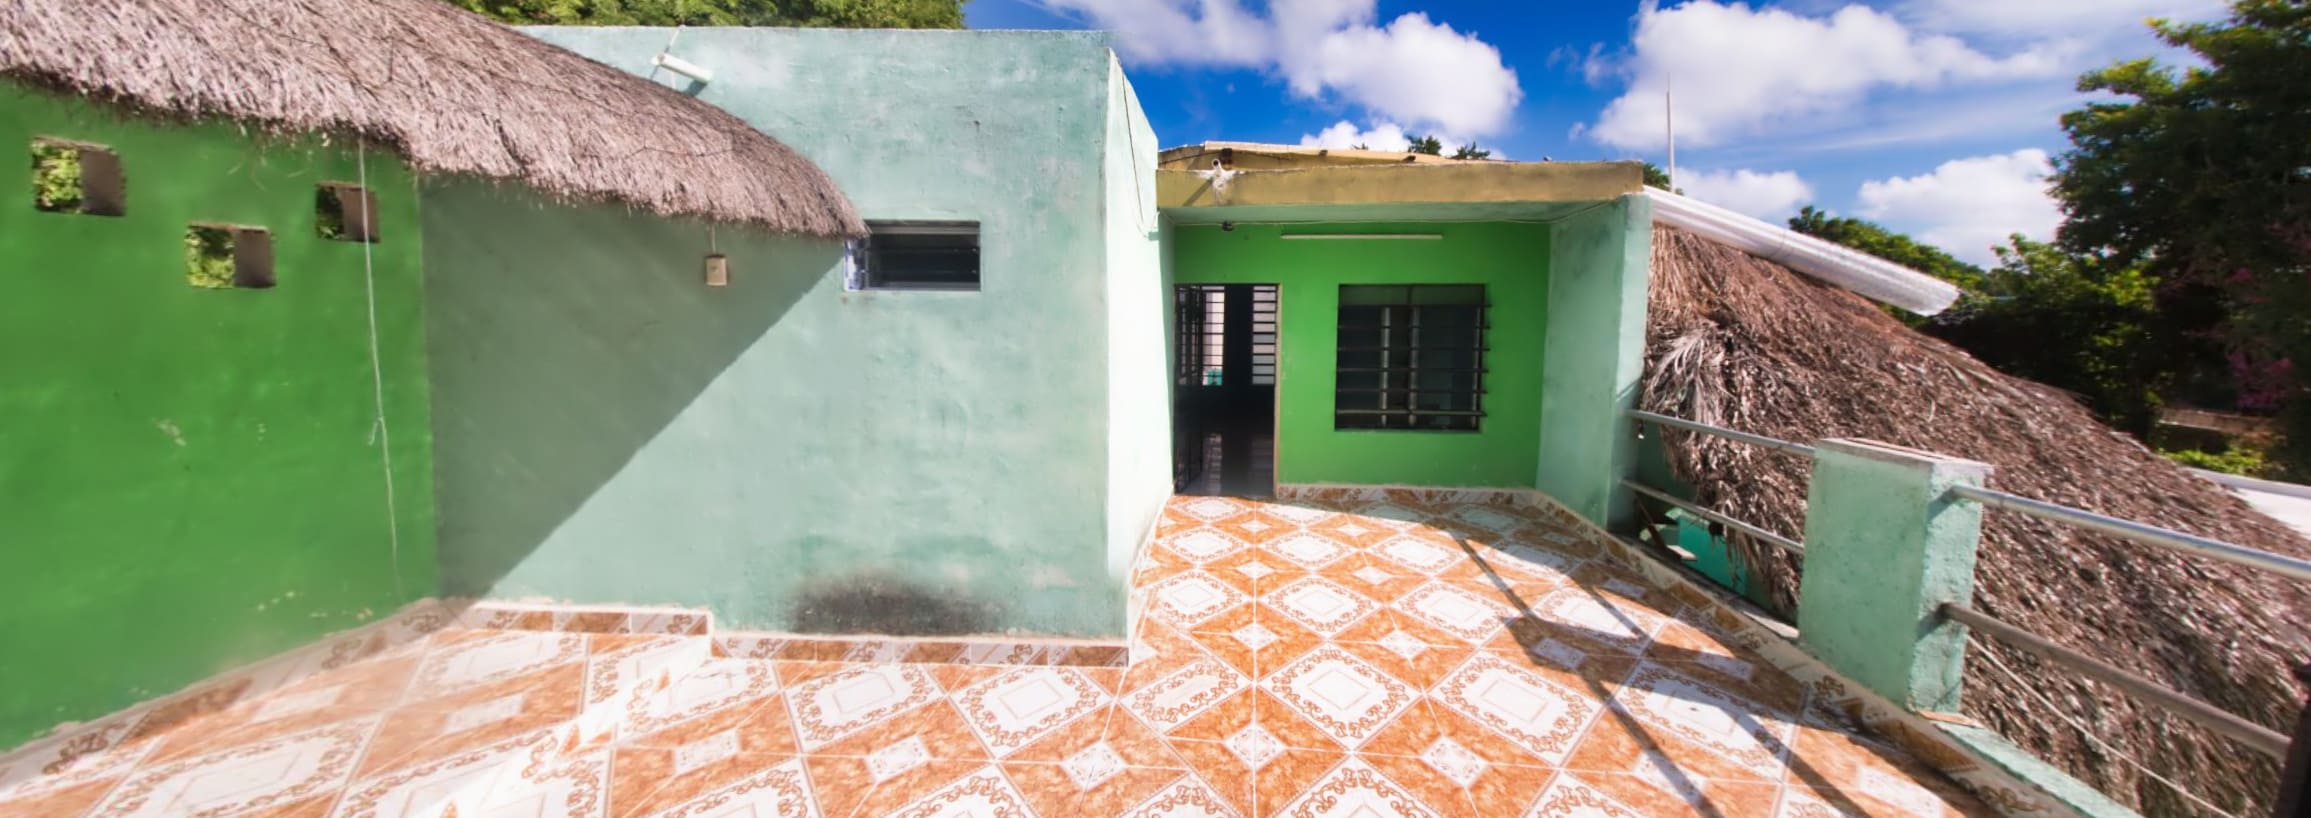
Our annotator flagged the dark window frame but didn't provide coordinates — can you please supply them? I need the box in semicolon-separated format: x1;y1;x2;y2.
1333;284;1489;432
851;220;981;291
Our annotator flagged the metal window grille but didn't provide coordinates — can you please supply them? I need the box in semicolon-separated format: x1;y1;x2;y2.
1334;284;1487;431
852;221;979;290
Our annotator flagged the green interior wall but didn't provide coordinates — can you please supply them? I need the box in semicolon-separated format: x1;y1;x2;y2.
438;28;1142;637
0;85;434;747
1168;222;1550;487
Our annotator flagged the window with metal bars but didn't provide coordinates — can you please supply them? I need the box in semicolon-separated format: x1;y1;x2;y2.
1334;284;1487;431
850;221;979;290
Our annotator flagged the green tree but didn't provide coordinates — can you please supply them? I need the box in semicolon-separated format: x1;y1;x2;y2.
448;0;965;27
1450;143;1491;160
1786;206;1987;292
1933;237;2169;434
1403;134;1444;156
2052;0;2311;462
1639;161;1671;190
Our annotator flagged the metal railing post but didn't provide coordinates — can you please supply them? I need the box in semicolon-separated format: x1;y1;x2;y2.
1797;439;1992;714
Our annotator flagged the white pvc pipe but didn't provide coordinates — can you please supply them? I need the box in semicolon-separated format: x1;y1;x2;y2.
1647;188;1961;316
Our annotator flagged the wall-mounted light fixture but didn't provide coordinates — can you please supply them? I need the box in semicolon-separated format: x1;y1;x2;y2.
1278;233;1443;240
653;52;715;85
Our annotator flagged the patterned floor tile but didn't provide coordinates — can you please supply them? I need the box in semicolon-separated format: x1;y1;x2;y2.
1427;652;1604;767
1254;645;1419;751
952;668;1111;758
783;664;942;752
10;495;2005;818
87;718;375;818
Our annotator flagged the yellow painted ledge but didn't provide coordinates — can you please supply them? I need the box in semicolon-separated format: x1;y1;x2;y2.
1156;162;1643;210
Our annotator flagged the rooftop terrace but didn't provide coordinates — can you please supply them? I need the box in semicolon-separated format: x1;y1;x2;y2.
0;494;1994;818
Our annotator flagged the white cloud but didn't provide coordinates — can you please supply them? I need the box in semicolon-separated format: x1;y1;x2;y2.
1676;168;1815;220
1857;149;2063;264
1898;0;2227;39
1300;120;1412;151
1044;0;1522;136
1586;2;2066;150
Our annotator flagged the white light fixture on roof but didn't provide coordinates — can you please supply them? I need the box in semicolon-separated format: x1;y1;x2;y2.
652;52;714;84
649;27;714;86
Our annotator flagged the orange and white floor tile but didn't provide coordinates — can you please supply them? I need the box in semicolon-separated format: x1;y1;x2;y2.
0;494;1997;817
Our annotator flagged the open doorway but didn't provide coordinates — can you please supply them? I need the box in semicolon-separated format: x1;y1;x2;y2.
1173;284;1278;497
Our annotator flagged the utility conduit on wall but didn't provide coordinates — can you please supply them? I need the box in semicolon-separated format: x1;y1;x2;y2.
1646;188;1962;316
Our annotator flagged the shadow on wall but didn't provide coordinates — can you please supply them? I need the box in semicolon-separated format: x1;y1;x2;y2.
422;179;842;599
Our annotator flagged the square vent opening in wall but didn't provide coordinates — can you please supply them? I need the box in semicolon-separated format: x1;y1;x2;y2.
185;224;275;289
30;138;125;217
315;183;378;242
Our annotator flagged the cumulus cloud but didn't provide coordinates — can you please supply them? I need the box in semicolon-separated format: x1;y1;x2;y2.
1586;1;2064;150
1299;120;1412;151
1676;168;1815;221
1857;149;2063;265
1897;0;2227;38
1045;0;1522;136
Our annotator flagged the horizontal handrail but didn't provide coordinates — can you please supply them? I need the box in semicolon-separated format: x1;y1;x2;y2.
1940;603;2290;759
1622;479;1805;555
1948;484;2311;584
1626;410;1818;457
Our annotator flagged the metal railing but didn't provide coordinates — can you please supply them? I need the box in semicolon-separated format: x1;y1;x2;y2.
1623;410;1809;555
1621;408;2311;807
1627;409;1816;456
1621;479;1804;554
1949;483;2311;584
1940;602;2291;759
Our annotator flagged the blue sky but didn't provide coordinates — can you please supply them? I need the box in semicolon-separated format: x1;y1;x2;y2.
963;0;2227;264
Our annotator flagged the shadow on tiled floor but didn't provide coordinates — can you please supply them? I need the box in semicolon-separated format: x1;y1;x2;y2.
0;495;1996;817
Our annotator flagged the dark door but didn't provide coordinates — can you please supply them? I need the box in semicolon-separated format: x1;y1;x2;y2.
1174;284;1277;497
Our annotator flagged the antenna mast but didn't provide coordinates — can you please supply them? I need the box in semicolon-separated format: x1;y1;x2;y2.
1665;71;1676;190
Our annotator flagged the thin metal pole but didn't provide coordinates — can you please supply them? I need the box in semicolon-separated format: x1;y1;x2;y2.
1940;603;2289;759
1665;71;1676;190
1621;479;1805;555
1949;484;2311;584
1627;409;1817;457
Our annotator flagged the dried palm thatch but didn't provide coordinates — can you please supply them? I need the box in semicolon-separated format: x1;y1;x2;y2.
1642;226;2310;817
0;0;864;237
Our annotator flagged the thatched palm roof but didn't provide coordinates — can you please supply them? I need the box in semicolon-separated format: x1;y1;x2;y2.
0;0;864;237
1642;225;2310;817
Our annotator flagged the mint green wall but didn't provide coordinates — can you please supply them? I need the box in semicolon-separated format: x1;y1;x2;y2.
1169;222;1550;487
1537;195;1651;524
0;86;434;746
1798;439;1990;714
436;28;1146;637
1103;58;1170;576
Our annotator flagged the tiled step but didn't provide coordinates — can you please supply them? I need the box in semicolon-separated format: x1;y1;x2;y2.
336;627;718;818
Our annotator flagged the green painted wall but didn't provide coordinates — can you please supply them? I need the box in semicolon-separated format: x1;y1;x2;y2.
1536;195;1651;524
434;28;1150;637
1103;57;1171;577
1169;222;1551;487
0;85;434;746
